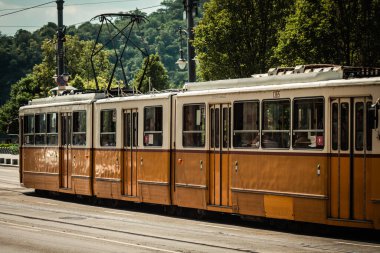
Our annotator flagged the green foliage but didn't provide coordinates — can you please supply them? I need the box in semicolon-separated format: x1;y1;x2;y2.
0;76;35;134
71;0;189;87
194;0;292;81
0;144;19;155
273;0;380;67
0;35;111;133
0;23;58;105
132;54;170;93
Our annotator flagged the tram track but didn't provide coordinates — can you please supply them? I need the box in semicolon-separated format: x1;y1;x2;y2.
0;210;258;253
1;190;379;252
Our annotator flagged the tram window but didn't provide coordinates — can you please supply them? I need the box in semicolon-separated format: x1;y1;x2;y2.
366;102;373;151
210;108;219;148
144;106;163;146
222;107;231;148
73;111;86;146
332;103;338;150
23;115;35;145
262;99;290;149
355;102;364;150
293;98;324;149
183;104;205;147
124;112;138;148
35;114;46;145
47;113;58;145
100;109;116;146
233;101;260;148
356;102;373;151
341;103;349;151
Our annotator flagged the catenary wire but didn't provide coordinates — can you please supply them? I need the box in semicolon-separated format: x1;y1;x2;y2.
0;4;163;29
0;1;55;18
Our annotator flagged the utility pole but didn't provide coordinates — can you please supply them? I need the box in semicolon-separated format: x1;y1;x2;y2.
56;0;65;80
185;0;196;83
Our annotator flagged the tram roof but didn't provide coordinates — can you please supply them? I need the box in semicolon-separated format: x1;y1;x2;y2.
178;75;380;98
94;92;175;104
20;92;106;109
183;65;380;91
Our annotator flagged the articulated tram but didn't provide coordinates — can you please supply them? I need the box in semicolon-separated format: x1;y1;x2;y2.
19;65;380;229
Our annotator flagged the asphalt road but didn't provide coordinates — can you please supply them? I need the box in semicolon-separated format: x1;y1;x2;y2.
0;165;379;253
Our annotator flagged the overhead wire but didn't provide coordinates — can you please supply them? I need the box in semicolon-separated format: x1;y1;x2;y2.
0;4;163;30
0;0;157;12
0;1;55;18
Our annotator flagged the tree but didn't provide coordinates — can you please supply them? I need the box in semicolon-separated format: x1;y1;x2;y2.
132;54;170;93
273;0;380;67
32;34;112;95
0;76;36;134
193;0;292;81
0;35;111;133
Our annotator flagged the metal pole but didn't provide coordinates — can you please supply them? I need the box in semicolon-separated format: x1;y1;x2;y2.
186;0;196;82
56;0;64;76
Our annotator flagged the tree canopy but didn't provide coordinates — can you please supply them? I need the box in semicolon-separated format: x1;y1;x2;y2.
193;0;292;81
0;35;111;133
132;54;170;93
274;0;380;67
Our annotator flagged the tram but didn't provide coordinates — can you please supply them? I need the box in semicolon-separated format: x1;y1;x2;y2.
19;65;380;230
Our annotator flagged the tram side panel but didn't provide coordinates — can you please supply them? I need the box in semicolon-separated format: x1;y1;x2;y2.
139;98;172;205
230;152;328;224
21;145;60;191
20;109;60;191
93;95;172;205
174;98;209;209
57;104;94;195
92;104;123;199
19;102;94;195
175;82;380;229
69;107;94;196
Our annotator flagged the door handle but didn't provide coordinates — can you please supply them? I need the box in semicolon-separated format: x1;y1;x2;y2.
200;160;203;170
140;157;143;166
317;164;320;176
234;161;238;172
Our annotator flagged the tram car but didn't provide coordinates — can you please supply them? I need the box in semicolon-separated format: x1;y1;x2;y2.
19;65;380;230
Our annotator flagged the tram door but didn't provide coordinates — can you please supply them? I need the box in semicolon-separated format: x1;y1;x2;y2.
330;97;372;220
209;104;231;207
122;109;138;196
60;113;72;189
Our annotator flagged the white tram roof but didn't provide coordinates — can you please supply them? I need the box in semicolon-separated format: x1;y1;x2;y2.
20;92;106;110
183;65;380;92
94;92;175;104
178;75;380;98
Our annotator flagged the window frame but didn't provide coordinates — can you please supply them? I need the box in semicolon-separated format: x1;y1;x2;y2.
182;103;206;148
232;100;260;149
261;99;291;149
72;110;87;146
23;114;35;145
292;97;325;150
46;112;58;146
100;109;117;147
143;106;163;147
34;113;47;145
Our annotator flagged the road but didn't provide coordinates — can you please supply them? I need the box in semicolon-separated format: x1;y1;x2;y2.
0;165;379;253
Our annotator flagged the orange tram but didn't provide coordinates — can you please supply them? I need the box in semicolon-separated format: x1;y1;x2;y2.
19;65;380;230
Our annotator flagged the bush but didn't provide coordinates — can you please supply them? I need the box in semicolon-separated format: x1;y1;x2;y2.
0;144;19;155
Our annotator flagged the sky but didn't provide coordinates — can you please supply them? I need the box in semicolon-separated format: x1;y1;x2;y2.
0;0;163;36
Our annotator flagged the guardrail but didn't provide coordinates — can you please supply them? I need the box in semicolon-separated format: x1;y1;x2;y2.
0;147;19;167
0;153;19;167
